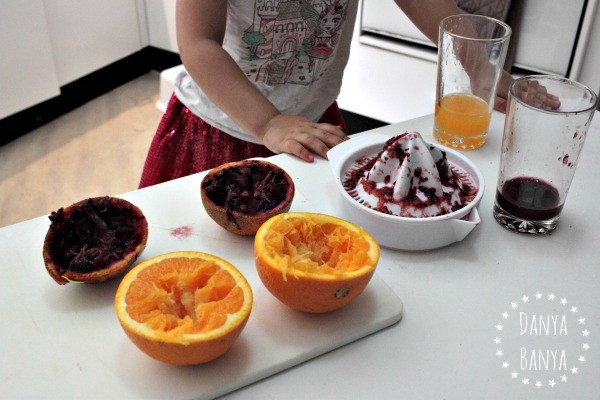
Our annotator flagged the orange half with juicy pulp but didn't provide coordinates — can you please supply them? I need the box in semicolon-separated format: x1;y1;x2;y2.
114;251;253;365
255;212;380;313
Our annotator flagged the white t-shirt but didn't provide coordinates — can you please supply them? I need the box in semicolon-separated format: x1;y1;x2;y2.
174;0;359;144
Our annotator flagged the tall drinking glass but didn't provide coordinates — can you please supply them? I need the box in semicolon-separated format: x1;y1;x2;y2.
493;75;597;234
434;14;511;150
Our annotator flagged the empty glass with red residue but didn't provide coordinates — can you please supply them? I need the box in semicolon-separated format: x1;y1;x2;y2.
493;75;597;234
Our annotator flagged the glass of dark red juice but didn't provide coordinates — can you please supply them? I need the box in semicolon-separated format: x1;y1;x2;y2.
493;75;597;234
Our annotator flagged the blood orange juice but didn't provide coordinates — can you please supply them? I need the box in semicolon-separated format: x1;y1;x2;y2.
434;93;492;150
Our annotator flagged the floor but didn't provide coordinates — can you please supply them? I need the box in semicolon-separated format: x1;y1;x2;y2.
0;72;163;228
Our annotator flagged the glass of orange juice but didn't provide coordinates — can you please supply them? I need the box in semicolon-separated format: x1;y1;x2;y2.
434;15;511;150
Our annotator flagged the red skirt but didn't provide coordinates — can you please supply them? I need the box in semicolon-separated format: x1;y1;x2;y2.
139;94;347;188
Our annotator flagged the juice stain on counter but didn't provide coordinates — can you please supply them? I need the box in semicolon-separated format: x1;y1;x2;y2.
170;225;194;239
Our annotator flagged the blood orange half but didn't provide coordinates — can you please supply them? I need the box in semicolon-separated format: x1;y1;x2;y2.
201;159;295;235
42;196;148;285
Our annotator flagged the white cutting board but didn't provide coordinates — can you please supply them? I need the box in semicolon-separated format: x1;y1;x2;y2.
0;164;403;400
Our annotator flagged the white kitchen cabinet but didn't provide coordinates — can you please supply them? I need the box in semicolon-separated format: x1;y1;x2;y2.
361;0;588;77
43;0;144;86
0;1;60;119
1;0;146;122
344;0;600;122
144;0;177;52
577;0;600;95
337;41;437;123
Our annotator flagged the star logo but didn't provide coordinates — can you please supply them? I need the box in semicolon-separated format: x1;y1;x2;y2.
570;366;578;374
582;329;590;337
560;298;568;305
583;343;590;351
495;291;592;391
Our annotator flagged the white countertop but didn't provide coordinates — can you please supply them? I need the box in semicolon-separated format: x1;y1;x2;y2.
1;111;599;399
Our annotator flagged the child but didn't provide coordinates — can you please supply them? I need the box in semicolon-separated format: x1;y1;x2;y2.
139;0;514;188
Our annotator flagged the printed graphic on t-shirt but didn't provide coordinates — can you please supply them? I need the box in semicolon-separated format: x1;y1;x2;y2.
241;0;348;86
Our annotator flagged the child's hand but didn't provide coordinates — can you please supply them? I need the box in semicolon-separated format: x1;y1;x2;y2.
517;79;561;110
495;75;561;113
261;114;348;162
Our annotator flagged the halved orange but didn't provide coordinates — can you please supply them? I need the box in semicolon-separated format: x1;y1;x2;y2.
114;251;253;365
255;212;380;313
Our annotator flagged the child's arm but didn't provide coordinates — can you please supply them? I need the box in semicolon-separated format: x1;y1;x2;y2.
393;0;514;111
176;0;346;162
393;0;462;43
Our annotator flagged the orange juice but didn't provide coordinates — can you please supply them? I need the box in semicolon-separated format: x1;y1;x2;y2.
434;93;492;149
